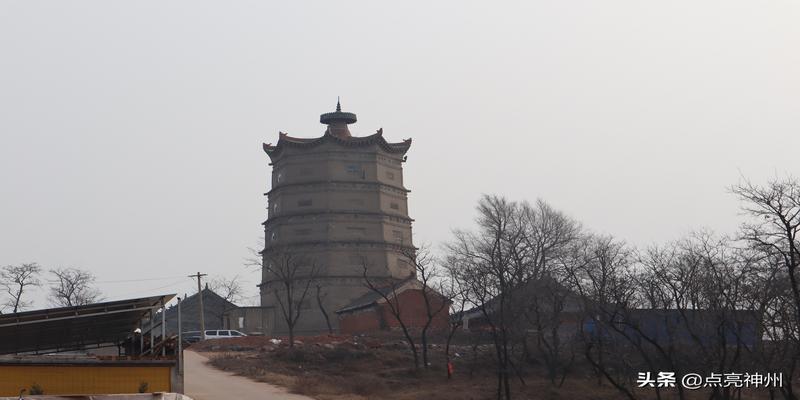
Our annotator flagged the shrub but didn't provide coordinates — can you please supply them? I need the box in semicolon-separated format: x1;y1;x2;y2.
29;383;44;395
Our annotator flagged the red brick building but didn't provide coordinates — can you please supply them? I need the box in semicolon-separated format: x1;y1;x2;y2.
336;279;450;334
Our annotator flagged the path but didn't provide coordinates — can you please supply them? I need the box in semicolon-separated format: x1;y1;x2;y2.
184;350;313;400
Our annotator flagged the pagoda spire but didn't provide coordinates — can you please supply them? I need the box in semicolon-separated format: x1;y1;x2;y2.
320;98;357;138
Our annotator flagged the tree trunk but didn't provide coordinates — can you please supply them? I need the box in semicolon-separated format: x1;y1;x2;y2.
421;328;429;368
316;287;333;335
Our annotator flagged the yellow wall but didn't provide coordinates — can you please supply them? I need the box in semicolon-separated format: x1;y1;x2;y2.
0;365;171;396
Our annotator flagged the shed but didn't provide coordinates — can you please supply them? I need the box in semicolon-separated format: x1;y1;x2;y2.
336;279;450;334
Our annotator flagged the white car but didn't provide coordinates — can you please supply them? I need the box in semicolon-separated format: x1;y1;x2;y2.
204;330;247;339
184;330;247;342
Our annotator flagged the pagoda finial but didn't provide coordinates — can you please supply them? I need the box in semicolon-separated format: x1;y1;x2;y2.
320;99;357;136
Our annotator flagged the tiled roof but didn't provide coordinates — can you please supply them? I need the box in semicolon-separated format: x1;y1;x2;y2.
263;129;412;158
336;277;421;313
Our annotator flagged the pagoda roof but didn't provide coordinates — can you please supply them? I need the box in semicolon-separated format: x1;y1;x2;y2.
263;128;411;158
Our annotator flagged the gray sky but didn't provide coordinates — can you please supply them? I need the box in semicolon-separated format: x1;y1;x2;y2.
1;1;798;309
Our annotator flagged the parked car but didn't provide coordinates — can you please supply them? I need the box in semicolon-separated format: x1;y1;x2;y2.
182;331;202;344
204;330;247;340
182;329;247;343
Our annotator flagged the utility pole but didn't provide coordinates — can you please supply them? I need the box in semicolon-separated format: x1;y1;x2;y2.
188;272;208;340
177;296;183;377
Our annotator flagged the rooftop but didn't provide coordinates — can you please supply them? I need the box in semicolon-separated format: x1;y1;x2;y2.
0;294;174;355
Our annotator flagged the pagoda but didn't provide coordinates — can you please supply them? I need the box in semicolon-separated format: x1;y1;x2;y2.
261;101;414;334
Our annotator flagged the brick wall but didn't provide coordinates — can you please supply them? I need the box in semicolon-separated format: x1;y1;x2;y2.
338;289;450;334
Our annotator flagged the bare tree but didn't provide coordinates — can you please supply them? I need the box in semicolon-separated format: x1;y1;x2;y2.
360;241;449;370
732;176;800;400
447;195;581;399
521;274;577;387
1;262;42;313
314;281;334;335
561;230;782;400
361;259;421;369
733;177;800;328
263;248;320;347
49;267;101;307
439;265;469;379
402;245;451;369
244;236;265;270
210;275;244;304
432;184;799;400
447;195;531;400
566;234;641;400
209;275;244;326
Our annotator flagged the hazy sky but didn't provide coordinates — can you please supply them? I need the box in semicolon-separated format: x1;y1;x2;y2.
1;1;798;309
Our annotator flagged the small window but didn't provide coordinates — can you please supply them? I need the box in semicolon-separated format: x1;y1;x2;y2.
276;172;284;183
298;199;312;207
386;171;395;180
271;232;277;241
393;230;403;241
390;202;400;210
345;164;366;180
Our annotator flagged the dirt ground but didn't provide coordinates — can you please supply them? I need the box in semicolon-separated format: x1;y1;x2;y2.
189;334;778;400
190;334;623;400
184;350;313;400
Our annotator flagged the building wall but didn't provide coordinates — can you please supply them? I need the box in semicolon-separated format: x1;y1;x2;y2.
338;289;450;334
223;307;274;335
0;364;171;396
338;307;382;333
162;289;237;334
262;136;414;335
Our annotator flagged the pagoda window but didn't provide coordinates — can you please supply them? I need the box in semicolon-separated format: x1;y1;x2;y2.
345;164;366;180
390;202;400;210
298;199;312;207
385;171;395;180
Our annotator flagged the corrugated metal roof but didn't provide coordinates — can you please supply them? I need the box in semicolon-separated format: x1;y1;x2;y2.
0;294;174;355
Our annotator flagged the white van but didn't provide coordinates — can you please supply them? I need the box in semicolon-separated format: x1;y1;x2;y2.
203;329;247;340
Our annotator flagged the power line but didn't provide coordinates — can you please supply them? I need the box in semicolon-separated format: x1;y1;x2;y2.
95;275;189;284
109;278;190;299
43;275;189;284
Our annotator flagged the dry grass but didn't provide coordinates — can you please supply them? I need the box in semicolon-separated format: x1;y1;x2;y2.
201;335;778;400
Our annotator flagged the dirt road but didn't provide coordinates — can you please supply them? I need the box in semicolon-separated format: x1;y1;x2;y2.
184;350;313;400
